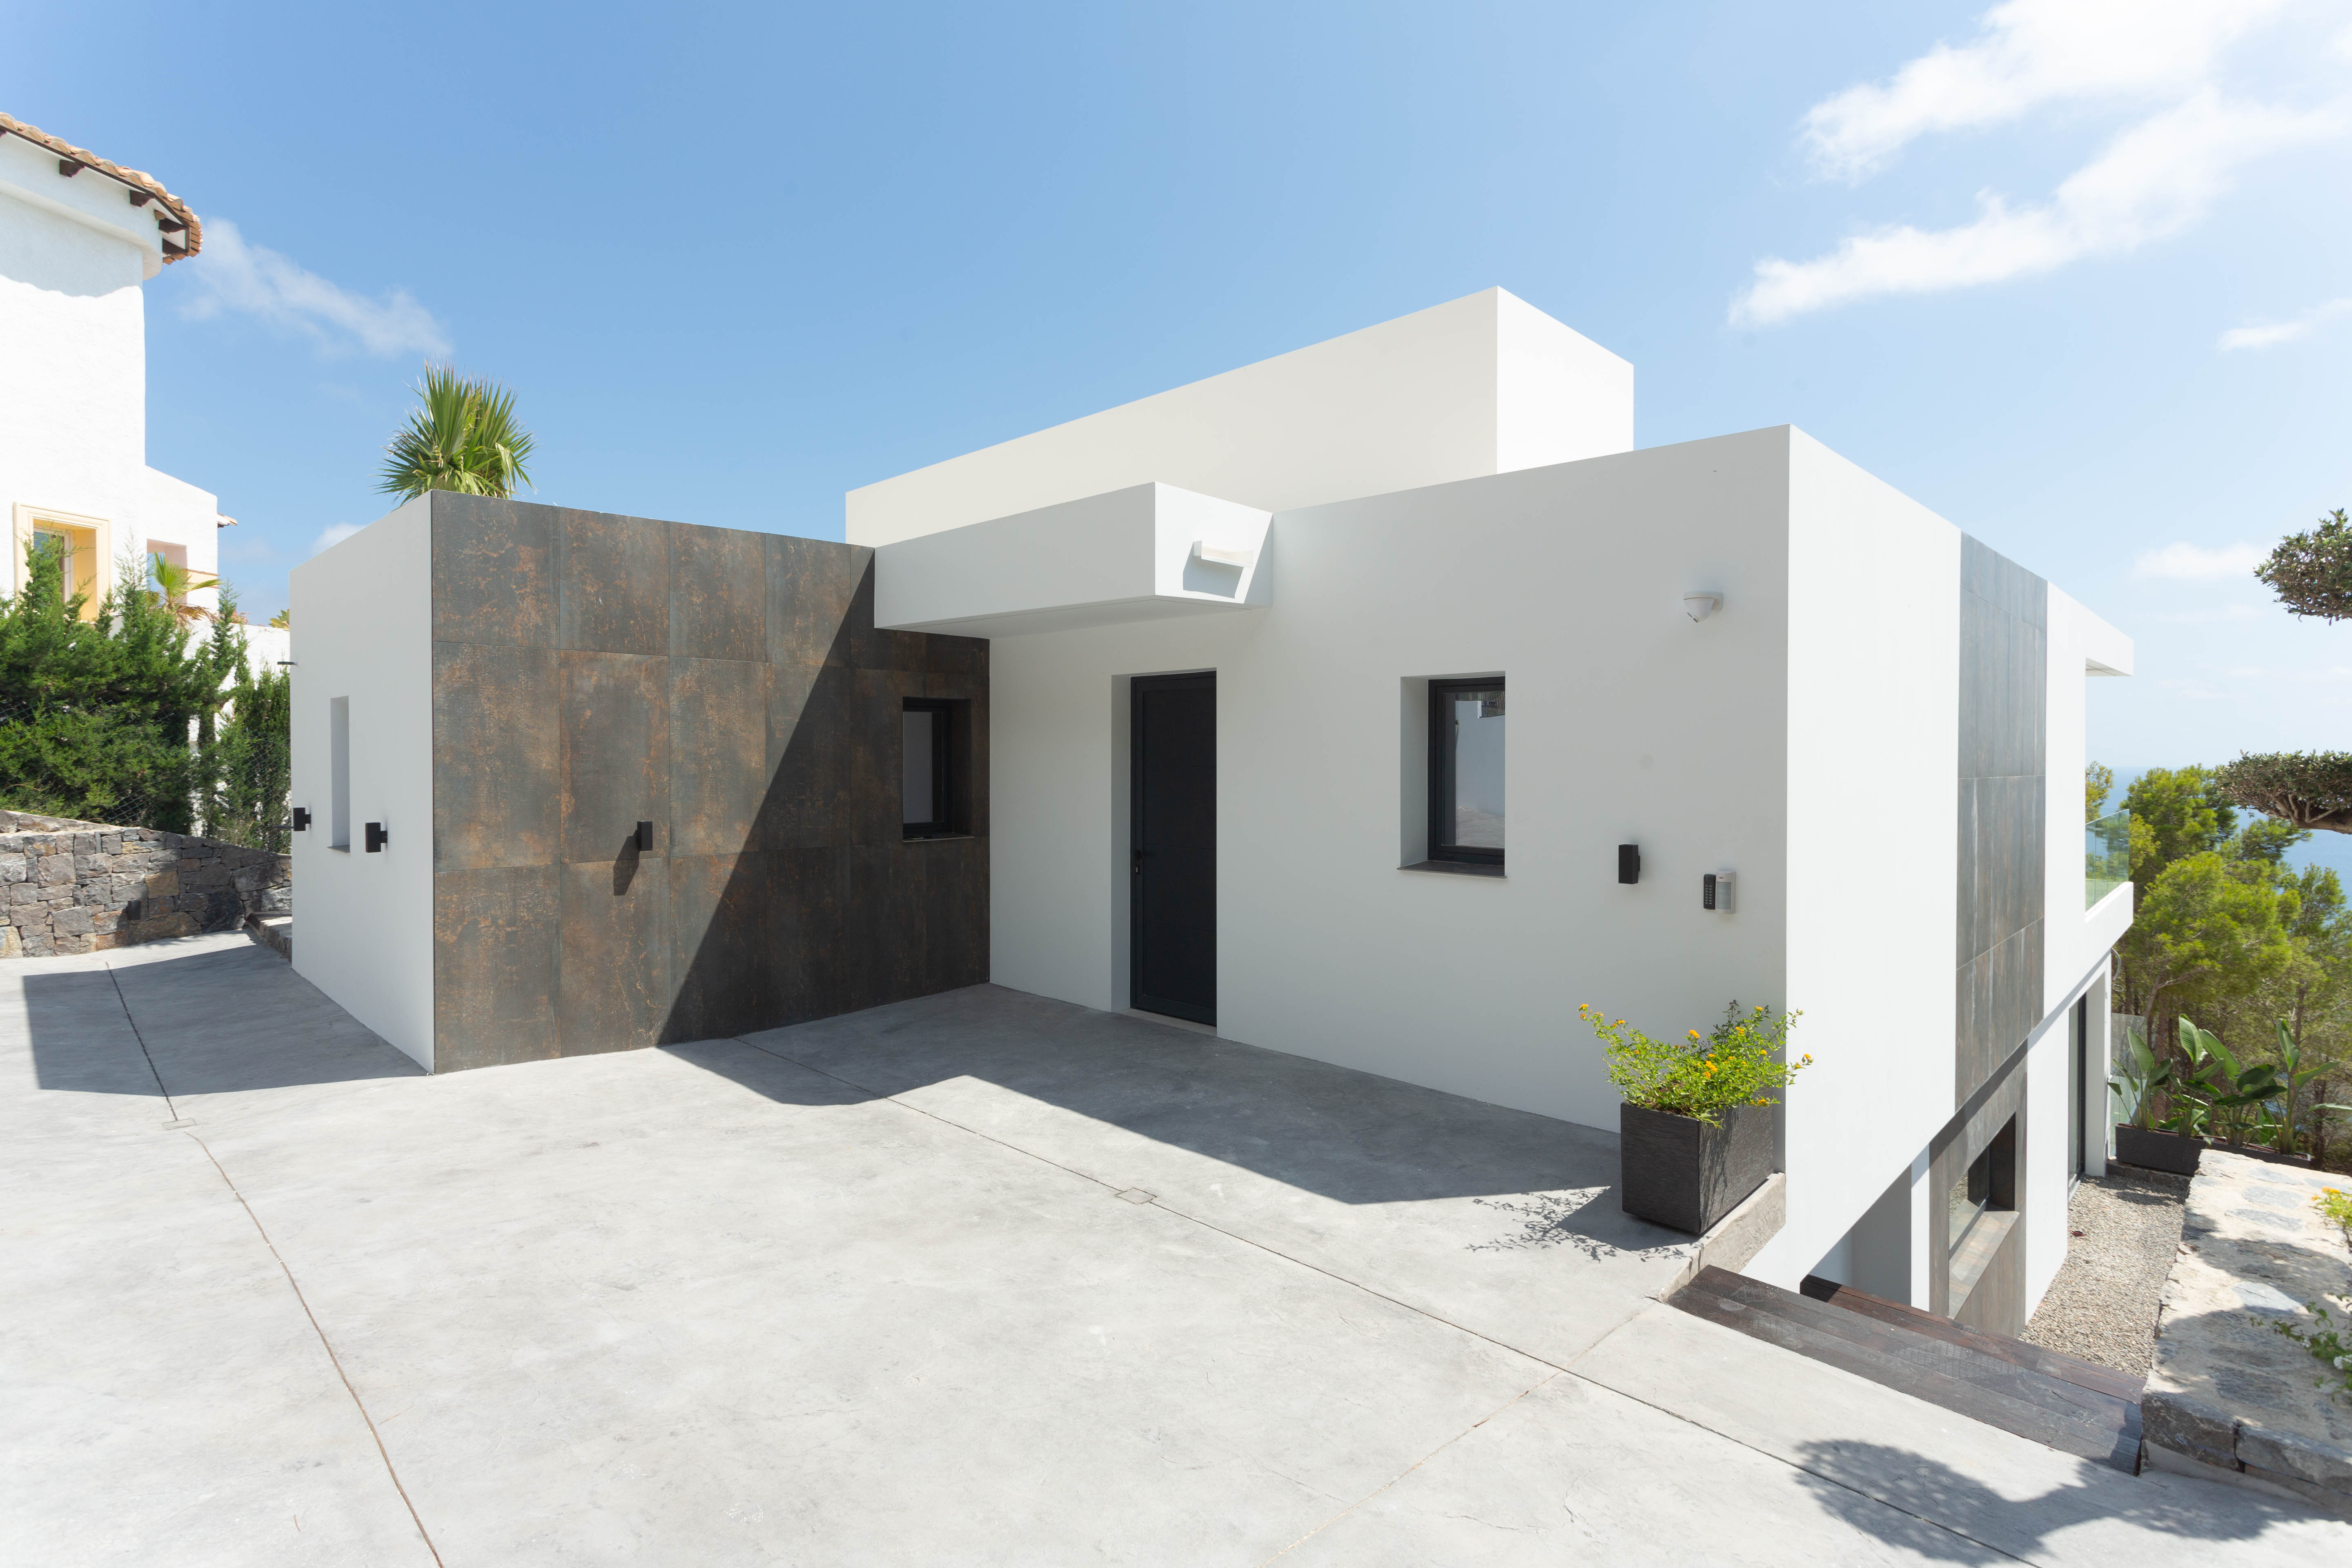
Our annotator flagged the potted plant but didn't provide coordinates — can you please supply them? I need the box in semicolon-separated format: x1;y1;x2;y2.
1582;1001;1809;1235
2111;1021;2198;1175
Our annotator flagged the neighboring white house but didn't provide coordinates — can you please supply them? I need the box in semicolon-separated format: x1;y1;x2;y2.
862;287;2134;1336
0;112;225;618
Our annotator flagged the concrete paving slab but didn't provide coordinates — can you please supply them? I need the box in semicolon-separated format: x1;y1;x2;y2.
1283;1369;1971;1565
740;984;1693;1365
9;941;2349;1564
191;1039;1553;1563
1567;1301;2348;1565
0;945;435;1565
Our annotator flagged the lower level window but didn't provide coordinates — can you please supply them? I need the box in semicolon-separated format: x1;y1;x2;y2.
1428;678;1505;865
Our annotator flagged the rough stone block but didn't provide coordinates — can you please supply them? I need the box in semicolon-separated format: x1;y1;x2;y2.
53;933;89;954
51;907;93;936
91;909;119;933
0;853;23;883
10;882;39;906
24;933;53;956
38;857;73;886
99;833;121;853
70;833;98;854
2238;1424;2352;1495
0;925;18;958
145;869;179;899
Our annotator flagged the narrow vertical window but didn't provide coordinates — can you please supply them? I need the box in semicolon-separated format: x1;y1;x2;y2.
330;696;352;850
1428;678;1505;867
902;699;953;838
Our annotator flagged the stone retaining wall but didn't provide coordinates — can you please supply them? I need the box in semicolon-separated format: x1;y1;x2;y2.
2140;1148;2352;1518
0;809;292;958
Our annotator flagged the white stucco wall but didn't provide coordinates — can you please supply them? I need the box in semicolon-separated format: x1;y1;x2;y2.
988;427;1792;1127
847;287;1633;548
289;497;434;1069
1744;433;1964;1287
0;132;217;610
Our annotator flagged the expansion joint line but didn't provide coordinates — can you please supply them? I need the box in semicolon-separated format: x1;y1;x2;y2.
102;961;180;1123
183;1134;445;1565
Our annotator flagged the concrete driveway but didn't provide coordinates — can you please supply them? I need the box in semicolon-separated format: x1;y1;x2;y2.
3;934;2342;1565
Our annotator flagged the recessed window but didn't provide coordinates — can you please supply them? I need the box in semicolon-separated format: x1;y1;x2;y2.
1428;678;1505;866
903;699;956;839
1948;1117;2015;1252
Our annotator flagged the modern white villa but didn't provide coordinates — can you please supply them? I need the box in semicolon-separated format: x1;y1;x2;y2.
296;288;2132;1339
0;113;226;618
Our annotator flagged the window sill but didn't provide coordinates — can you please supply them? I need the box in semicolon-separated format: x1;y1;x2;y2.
1401;859;1504;879
1948;1208;2017;1311
902;833;976;845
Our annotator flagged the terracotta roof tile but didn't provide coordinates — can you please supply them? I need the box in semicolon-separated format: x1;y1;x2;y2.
0;111;202;261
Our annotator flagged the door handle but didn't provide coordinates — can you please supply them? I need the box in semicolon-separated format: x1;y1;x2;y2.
1132;848;1144;876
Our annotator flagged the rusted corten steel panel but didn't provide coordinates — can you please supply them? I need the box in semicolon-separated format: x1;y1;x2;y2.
427;495;988;1069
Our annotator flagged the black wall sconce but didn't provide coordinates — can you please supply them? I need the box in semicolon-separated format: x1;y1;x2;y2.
292;807;311;832
634;820;655;851
365;822;389;853
1618;844;1640;884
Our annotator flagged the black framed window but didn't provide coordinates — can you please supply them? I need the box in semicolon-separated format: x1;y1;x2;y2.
1428;678;1505;866
1947;1117;2016;1254
902;699;955;838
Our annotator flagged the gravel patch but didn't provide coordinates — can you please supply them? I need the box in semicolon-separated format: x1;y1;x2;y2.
2021;1166;2189;1381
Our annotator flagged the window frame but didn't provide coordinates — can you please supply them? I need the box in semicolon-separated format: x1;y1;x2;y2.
901;698;957;840
1426;677;1506;868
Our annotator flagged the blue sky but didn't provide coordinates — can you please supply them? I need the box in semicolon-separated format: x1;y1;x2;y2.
9;0;2352;777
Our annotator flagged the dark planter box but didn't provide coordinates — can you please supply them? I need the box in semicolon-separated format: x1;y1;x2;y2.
2114;1124;2201;1176
1619;1102;1775;1234
2113;1125;2321;1175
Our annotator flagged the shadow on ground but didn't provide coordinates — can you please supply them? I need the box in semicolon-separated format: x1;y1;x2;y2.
675;982;1673;1241
1791;1439;2308;1562
24;940;422;1099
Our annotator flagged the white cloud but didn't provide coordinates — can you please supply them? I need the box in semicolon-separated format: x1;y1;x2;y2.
310;522;364;556
2131;539;2267;580
1735;91;2343;325
1803;0;2290;180
2218;297;2352;351
183;218;450;358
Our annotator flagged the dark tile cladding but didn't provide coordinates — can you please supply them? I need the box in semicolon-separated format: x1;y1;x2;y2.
429;496;987;1069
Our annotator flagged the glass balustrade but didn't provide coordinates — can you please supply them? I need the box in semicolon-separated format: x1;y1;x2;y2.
2086;808;2130;909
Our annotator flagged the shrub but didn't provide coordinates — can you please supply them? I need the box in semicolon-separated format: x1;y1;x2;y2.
1580;1001;1810;1126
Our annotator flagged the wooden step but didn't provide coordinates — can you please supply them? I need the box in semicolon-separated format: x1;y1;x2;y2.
1799;1275;2145;1403
1671;1267;2140;1473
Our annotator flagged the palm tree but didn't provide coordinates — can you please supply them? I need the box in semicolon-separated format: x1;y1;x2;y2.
378;365;536;501
147;554;220;622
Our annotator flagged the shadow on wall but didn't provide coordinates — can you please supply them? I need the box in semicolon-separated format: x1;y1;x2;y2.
655;559;987;1047
664;980;1686;1232
23;940;422;1099
1788;1439;2313;1561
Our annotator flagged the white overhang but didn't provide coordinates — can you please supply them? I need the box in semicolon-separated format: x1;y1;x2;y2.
873;482;1270;639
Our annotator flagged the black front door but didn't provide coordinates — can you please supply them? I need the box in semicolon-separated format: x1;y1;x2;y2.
1131;673;1215;1025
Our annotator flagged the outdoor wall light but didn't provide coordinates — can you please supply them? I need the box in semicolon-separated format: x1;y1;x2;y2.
634;820;655;852
1703;871;1735;913
1683;592;1723;623
364;822;388;854
1618;844;1640;884
292;807;311;832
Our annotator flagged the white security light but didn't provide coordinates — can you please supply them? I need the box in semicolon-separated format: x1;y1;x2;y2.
1683;592;1723;623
